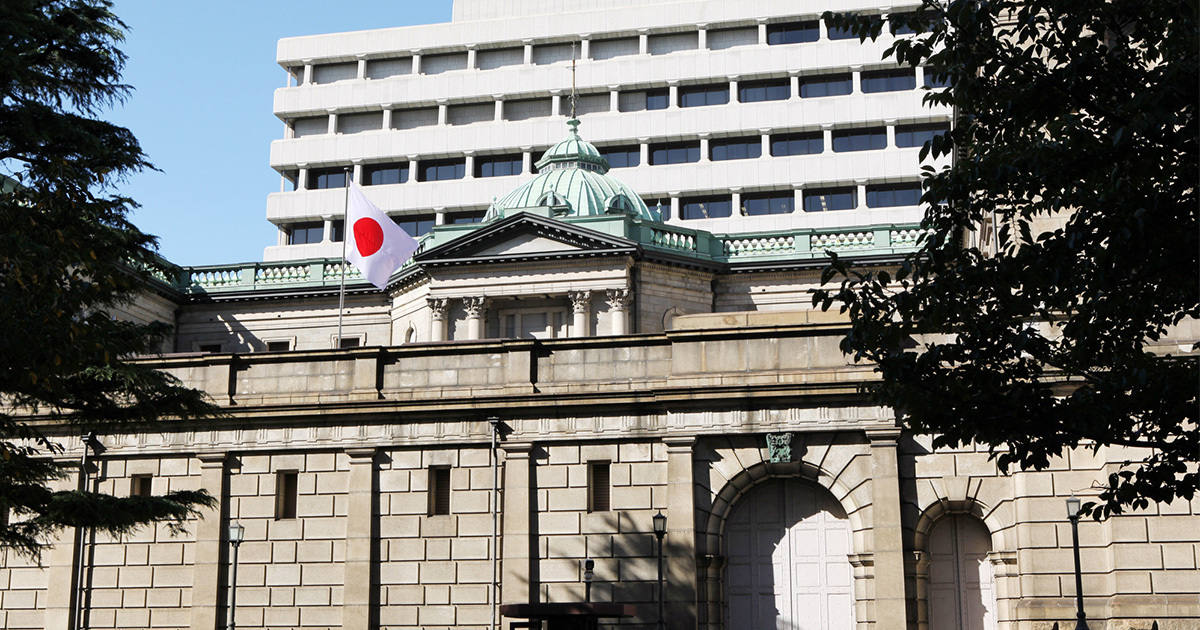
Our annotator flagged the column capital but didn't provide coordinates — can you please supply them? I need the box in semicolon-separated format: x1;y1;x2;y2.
427;297;450;320
463;296;490;318
606;288;632;310
195;451;228;468
568;290;592;314
500;442;535;456
867;428;902;445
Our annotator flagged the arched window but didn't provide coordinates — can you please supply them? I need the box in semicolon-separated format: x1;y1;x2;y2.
926;515;999;630
605;193;634;215
403;324;417;344
537;191;569;208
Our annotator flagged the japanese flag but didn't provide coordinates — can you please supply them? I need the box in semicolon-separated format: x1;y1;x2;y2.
345;181;419;289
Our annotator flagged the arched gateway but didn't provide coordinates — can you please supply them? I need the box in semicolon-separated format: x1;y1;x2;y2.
723;479;855;630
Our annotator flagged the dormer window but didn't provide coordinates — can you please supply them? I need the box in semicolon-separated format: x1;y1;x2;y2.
537;191;570;210
606;194;634;215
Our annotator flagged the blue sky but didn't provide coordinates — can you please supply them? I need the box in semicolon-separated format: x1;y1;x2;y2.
107;1;452;266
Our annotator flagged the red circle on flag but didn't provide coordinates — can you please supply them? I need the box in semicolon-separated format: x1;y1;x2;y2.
354;218;384;257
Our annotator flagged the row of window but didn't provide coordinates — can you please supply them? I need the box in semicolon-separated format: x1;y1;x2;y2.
290;70;948;138
288;123;950;194
294;15;924;85
286;210;485;244
664;182;924;220
265;463;612;520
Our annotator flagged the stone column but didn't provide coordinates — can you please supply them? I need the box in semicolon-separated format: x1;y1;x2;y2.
568;291;591;338
465;45;477;70
356;55;367;80
190;452;230;630
638;29;649;54
697;24;708;50
885;120;897;148
639;139;650;166
728;76;739;103
411;50;422;74
669;195;681;222
609;86;620;112
757;19;769;45
790;71;801;99
550;90;563;117
851;66;863;93
760;130;771;158
501;443;535;604
522;40;534;64
665;437;698;630
302;60;313;85
793;185;805;213
521;148;533;174
698;133;710;162
351;161;363;184
437;100;448;126
579;35;591;59
822;124;834;153
322;216;334;243
606;288;632;335
408;159;419;183
731;188;743;216
327;109;338;135
856;179;869;210
668;81;679;109
464;151;476;179
868;429;908;629
43;468;82;630
493;96;505;121
914;66;926;88
464;297;490;340
428;298;449;341
297;164;309;191
381;108;392;130
342;448;378;630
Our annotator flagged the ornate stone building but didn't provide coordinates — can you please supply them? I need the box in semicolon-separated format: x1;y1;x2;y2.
3;1;1197;629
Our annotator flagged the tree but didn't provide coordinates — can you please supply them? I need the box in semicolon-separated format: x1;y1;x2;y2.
0;0;217;558
814;0;1198;517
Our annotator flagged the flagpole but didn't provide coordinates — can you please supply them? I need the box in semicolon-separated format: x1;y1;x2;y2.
337;167;351;348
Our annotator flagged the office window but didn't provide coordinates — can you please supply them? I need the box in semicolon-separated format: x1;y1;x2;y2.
600;145;641;168
650;141;701;166
447;103;493;126
365;57;412;79
307;167;346;190
364;162;409;186
532;43;574;65
679;84;729;108
827;25;858;40
588;462;611;512
889;14;920;35
477;47;523;70
503;98;552;122
476;154;523;178
287;222;324;245
332;221;344;242
292;117;328;138
680;195;733;220
895;123;950;148
131;474;153;498
708;27;757;50
311;62;356;84
590;37;639;61
648;32;699;55
276;471;299;519
393;107;439;130
861;69;916;93
644;197;670;220
419;158;466;182
422;52;468;75
739;79;790;103
429;467;451;516
337;337;362;349
832;128;888;152
804;187;857;212
266;340;291;352
393;214;436;237
798;74;853;98
449;211;486;224
866;183;923;208
924;70;951;89
771;132;824;156
618;88;669;112
767;21;820;45
337;112;383;135
710;137;762;161
742;191;795;216
574;93;610;116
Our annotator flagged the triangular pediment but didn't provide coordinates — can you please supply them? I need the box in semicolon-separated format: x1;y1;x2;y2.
415;211;639;267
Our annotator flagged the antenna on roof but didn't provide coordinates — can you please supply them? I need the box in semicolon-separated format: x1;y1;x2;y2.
569;41;578;120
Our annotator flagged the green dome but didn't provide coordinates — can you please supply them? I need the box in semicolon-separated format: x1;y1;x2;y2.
485;119;657;222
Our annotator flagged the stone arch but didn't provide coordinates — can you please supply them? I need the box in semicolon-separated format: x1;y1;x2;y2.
912;500;1014;630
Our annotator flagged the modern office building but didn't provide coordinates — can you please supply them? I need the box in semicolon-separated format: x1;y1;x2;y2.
2;2;1197;630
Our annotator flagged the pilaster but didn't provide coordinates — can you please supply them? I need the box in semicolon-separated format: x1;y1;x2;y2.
665;436;698;630
190;452;230;630
868;429;908;629
342;448;378;630
501;443;535;605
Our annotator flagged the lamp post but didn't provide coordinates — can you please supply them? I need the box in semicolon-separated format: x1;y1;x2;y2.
1065;496;1089;630
227;522;245;630
653;511;667;630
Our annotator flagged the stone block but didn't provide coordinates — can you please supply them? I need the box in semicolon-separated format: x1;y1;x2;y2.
265;563;301;586
294;586;332;606
1151;569;1200;594
1114;571;1153;594
113;608;150;629
539;512;580;535
548;445;580;465
451;584;489;606
420;561;457;584
538;465;568;488
263;606;300;628
380;562;419;585
611;463;632;486
117;566;153;588
296;540;334;563
148;543;184;566
454;489;492;513
1113;545;1163;570
379;469;411;493
379;604;418;626
423;515;459;537
297;493;335;518
1161;543;1197;569
300;606;342;627
547;487;588;512
387;538;426;561
306;452;337;472
427;538;451;560
619;443;652;463
150;565;192;588
302;563;344;586
386;584;424;605
611;485;653;510
628;461;666;486
546;536;586;559
418;605;456;626
425;584;450;605
451;537;490;560
1148;516;1200;542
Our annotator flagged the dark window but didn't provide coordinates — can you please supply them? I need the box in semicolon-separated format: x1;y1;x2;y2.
287;222;324;245
392;214;435;237
646;90;669;110
798;74;853;98
331;221;344;242
307;167;347;190
743;191;795;215
680;195;733;220
923;70;951;88
600;145;641;169
832;128;888;152
363;163;409;186
337;337;361;349
619;89;668;112
889;14;920;35
867;183;923;208
283;170;299;192
861;69;916;93
131;475;153;498
198;343;222;353
711;137;762;161
418;158;466;182
475;154;523;178
266;340;291;352
804;187;857;212
650;141;701;166
679;84;729;108
827;24;858;40
767;21;820;45
449;211;486;224
429;467;451;516
895;123;950;148
739;79;790;103
588;462;611;512
276;471;299;519
771;132;824;156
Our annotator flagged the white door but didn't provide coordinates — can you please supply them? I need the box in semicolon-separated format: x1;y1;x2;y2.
928;516;998;630
724;480;855;630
